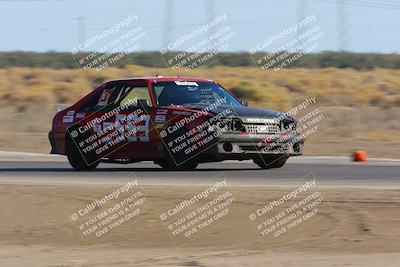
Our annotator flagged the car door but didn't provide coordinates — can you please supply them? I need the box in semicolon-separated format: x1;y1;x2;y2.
106;81;160;159
66;81;123;165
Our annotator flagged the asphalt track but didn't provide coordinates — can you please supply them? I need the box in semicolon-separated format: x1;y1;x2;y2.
0;155;399;187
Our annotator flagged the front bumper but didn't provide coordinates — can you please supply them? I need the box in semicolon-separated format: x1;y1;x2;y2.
211;131;304;157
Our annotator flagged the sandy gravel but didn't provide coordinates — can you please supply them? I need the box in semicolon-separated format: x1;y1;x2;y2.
0;183;399;266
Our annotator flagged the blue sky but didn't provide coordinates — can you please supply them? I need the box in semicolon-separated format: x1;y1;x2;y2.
0;0;399;53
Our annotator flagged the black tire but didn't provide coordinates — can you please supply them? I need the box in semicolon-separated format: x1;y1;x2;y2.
157;157;199;170
253;155;288;169
159;126;199;170
66;134;99;171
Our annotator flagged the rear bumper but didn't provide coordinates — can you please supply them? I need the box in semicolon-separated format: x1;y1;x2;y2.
48;130;57;154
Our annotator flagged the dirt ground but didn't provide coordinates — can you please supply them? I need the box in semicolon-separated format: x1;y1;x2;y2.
0;183;399;266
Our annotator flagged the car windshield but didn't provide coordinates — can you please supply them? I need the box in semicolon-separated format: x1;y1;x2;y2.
152;81;242;107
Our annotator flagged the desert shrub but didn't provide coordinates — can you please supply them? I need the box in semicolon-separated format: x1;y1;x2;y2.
0;66;399;108
228;81;260;101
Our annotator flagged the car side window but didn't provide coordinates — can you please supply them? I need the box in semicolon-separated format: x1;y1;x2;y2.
118;86;153;108
80;84;119;112
94;86;122;109
80;89;103;111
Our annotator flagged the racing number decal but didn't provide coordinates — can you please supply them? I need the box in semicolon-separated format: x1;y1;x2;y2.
91;114;150;144
115;114;150;142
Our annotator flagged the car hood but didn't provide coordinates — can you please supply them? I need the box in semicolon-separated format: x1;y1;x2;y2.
181;103;285;122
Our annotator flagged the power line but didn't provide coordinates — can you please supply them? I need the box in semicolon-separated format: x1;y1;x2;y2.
312;0;400;9
347;0;400;8
0;0;83;1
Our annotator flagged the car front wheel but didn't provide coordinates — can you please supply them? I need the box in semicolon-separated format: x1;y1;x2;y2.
253;155;288;169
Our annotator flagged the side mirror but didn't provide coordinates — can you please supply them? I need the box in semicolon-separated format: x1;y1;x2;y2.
240;99;248;106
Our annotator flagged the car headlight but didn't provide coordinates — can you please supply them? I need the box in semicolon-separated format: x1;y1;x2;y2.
281;117;297;131
207;117;238;133
207;123;217;132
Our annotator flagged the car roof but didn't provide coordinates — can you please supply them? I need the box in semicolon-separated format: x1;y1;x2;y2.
105;76;214;83
105;76;215;83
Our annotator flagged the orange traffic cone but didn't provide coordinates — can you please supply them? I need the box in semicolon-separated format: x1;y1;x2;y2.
353;150;368;162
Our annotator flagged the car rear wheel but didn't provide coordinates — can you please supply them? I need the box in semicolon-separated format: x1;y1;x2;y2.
66;135;99;171
253;155;288;169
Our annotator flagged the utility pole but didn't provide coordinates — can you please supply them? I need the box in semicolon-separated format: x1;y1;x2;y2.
297;0;308;53
298;0;307;36
207;0;217;49
338;0;350;51
164;0;176;48
77;16;86;52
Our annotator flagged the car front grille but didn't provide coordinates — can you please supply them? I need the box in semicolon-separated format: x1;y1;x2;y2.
244;123;281;134
224;118;281;134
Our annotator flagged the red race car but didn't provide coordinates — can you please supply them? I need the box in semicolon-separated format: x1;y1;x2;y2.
48;77;303;170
